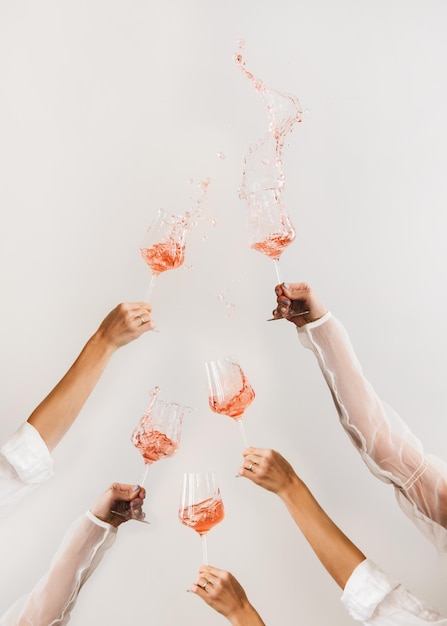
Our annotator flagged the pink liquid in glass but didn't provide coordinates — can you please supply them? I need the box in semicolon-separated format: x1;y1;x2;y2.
252;230;296;260
209;376;255;419
179;497;225;534
140;240;186;275
132;428;178;465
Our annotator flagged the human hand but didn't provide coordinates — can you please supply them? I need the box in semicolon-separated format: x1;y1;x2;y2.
95;302;155;349
272;282;327;327
190;565;265;625
90;483;146;527
238;448;302;499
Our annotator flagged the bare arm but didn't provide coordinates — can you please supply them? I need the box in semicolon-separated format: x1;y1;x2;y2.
27;302;154;451
239;448;366;589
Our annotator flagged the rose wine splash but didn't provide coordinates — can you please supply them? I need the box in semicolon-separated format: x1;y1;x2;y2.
235;40;301;274
132;427;178;464
131;386;186;486
179;497;225;534
140;178;210;300
209;371;255;419
140;239;185;275
205;357;255;447
179;472;224;564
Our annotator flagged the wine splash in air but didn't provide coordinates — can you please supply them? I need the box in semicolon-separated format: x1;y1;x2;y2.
140;178;210;301
236;41;307;320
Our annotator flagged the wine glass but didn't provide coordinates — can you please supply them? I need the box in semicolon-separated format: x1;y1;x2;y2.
112;387;190;523
246;189;295;282
140;208;187;301
205;356;255;447
178;471;225;565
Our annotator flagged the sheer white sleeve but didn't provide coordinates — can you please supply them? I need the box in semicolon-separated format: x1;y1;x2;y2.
0;423;54;519
341;559;447;625
298;313;447;550
0;512;116;625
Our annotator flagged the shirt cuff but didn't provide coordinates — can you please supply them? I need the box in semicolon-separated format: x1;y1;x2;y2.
86;510;118;533
1;422;54;484
296;311;332;334
341;559;399;621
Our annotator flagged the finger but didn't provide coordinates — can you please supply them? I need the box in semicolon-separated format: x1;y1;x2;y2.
282;282;310;299
109;483;145;502
198;566;225;584
189;583;210;599
242;447;265;461
137;302;153;313
274;284;284;297
275;304;291;318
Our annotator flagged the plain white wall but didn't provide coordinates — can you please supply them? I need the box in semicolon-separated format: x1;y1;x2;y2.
1;0;447;623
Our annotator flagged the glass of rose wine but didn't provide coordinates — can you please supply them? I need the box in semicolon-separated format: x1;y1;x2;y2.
246;191;309;322
179;471;225;565
140;208;187;301
205;356;255;447
246;190;295;282
111;386;189;523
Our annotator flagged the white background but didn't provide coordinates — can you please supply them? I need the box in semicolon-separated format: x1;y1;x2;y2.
1;1;447;624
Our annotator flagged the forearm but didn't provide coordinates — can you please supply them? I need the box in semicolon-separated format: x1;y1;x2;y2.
27;332;116;451
280;478;366;589
297;314;424;470
18;512;116;625
298;314;447;542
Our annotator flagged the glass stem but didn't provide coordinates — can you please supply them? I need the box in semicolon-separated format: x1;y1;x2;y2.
144;273;157;302
200;533;208;565
140;465;150;488
273;258;282;284
237;419;250;447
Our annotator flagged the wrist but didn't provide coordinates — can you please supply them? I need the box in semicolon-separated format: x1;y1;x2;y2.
277;473;306;505
86;330;117;359
228;603;264;626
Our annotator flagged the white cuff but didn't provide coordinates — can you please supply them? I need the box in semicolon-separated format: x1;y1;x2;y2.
341;559;398;621
86;510;118;533
297;311;332;334
1;422;54;484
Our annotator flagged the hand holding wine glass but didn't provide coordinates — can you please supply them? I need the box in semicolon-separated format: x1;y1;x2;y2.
245;191;309;322
272;282;326;326
179;472;225;565
112;387;189;523
205;356;255;447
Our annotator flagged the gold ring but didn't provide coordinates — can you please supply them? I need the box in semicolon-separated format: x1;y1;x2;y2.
202;581;209;591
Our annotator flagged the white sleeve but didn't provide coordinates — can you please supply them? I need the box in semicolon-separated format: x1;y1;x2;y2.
298;313;447;551
0;512;117;626
0;423;54;519
341;559;447;625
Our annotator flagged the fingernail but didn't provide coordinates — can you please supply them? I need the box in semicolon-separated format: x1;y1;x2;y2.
283;283;289;289
132;485;139;491
279;307;287;314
